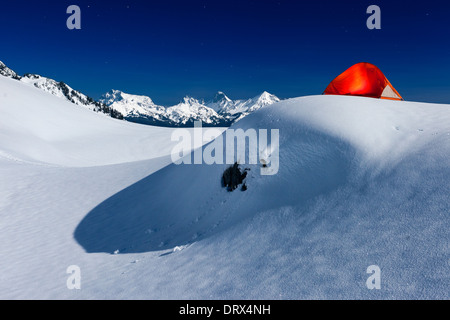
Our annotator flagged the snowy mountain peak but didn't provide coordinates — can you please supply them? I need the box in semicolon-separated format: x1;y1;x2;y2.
99;90;164;123
165;97;223;126
213;91;232;103
206;91;235;114
181;96;202;105
254;91;281;105
0;61;21;80
100;90;231;127
105;89;125;100
100;89;155;106
204;91;281;120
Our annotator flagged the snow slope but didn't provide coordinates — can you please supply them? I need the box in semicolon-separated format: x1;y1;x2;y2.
19;74;122;118
1;61;123;120
0;74;449;299
0;76;215;167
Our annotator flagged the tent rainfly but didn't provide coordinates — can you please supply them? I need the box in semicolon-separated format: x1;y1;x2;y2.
323;62;403;101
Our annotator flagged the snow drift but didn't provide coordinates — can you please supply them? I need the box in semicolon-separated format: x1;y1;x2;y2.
74;95;449;299
1;74;449;299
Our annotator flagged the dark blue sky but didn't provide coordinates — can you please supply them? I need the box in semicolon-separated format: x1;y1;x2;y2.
1;0;449;105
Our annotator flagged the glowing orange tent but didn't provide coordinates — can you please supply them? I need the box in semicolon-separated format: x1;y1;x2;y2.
323;62;403;101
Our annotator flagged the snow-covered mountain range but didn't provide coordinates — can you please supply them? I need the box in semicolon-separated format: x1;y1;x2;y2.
1;61;280;127
1;61;123;120
100;89;280;127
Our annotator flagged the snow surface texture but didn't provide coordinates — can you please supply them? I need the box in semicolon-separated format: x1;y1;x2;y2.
0;75;449;299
